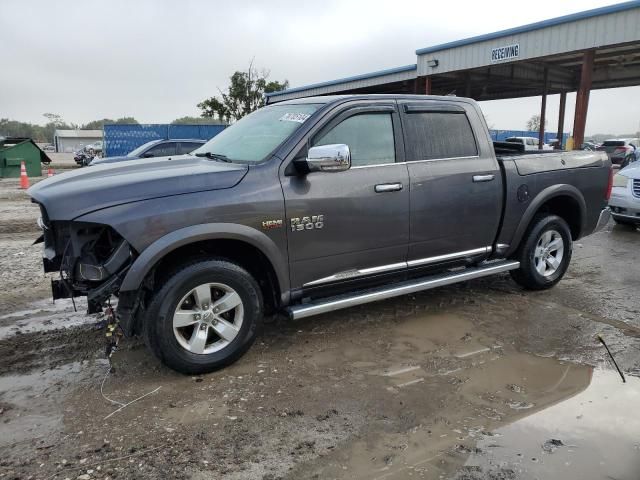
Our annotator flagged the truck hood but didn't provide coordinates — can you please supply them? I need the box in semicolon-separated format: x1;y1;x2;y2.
90;155;135;165
29;155;248;220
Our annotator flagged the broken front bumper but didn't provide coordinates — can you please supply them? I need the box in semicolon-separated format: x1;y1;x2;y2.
35;205;133;312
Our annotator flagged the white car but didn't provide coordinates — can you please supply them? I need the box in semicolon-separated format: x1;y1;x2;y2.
505;136;554;151
609;162;640;227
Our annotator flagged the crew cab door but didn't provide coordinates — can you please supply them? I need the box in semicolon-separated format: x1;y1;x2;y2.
398;100;503;267
280;101;410;289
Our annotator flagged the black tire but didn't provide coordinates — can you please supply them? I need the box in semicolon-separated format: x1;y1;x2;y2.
510;214;573;290
143;259;263;374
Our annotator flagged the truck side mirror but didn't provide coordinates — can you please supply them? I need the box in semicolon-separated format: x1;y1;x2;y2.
304;144;351;173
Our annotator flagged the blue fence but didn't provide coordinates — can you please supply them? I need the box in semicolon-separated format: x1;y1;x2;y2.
103;124;226;157
489;129;569;145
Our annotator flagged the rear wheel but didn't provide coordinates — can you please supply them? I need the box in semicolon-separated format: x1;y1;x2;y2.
510;214;572;290
144;259;263;374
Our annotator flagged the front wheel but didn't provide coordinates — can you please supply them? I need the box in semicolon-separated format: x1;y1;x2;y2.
144;259;263;374
510;214;573;290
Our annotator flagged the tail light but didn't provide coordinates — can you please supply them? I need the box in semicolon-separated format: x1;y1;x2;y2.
613;146;632;154
606;167;614;201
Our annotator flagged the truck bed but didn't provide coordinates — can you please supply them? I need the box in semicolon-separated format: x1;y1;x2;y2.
494;141;608;175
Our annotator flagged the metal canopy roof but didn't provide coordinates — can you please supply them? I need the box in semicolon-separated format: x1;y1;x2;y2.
266;1;640;104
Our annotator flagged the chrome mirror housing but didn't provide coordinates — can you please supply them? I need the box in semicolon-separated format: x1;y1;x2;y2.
305;144;351;172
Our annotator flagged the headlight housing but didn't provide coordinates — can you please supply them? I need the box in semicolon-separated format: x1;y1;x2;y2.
612;173;629;188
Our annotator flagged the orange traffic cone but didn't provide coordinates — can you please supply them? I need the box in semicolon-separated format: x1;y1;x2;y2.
47;168;55;177
19;161;30;189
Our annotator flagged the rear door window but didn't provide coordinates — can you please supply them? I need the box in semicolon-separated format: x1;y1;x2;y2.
178;142;202;155
145;142;177;157
403;111;477;161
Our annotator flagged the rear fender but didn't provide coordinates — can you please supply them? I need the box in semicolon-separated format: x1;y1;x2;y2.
506;184;587;257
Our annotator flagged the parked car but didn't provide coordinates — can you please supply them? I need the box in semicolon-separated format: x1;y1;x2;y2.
29;95;612;374
581;141;599;151
609;162;640;227
90;139;206;166
85;140;103;153
597;139;640;168
505;136;553;151
73;149;93;167
547;138;560;149
42;144;56;152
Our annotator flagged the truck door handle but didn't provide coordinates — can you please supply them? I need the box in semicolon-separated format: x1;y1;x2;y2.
473;174;495;183
375;183;403;193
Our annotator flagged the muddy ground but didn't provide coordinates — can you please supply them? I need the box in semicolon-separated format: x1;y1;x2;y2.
0;176;639;480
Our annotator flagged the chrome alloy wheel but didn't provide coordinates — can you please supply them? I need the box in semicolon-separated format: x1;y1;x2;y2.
533;230;564;277
172;283;244;355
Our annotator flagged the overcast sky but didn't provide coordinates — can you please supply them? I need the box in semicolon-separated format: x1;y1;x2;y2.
1;0;638;135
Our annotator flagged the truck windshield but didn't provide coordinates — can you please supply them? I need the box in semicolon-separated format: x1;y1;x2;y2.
192;103;321;163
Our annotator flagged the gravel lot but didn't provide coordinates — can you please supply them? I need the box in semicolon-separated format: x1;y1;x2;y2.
0;175;639;480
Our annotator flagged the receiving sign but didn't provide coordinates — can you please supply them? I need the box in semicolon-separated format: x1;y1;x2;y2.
491;44;520;63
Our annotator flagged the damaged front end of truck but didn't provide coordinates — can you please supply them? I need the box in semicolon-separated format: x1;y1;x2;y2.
35;202;134;316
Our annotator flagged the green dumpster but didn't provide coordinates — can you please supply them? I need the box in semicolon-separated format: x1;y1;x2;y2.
0;137;50;178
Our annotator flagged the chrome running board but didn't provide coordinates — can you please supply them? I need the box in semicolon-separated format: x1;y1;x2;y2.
287;260;520;320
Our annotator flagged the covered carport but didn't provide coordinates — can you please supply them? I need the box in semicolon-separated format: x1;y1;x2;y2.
266;1;640;149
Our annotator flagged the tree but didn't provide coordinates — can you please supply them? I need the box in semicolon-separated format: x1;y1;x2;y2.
198;62;288;122
81;117;138;130
526;114;547;132
171;116;226;125
43;113;65;126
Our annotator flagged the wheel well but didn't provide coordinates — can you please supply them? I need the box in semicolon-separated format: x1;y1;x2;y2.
536;195;582;239
141;239;280;318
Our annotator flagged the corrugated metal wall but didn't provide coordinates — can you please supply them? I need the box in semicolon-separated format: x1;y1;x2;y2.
418;7;640;75
104;124;226;157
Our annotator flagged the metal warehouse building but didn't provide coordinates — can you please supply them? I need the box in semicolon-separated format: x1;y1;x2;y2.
53;129;102;153
267;1;640;148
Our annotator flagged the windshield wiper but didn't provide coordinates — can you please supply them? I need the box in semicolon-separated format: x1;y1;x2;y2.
195;152;232;163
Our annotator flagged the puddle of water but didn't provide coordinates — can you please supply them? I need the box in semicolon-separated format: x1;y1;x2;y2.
0;360;107;447
0;297;96;340
459;368;640;480
293;342;623;480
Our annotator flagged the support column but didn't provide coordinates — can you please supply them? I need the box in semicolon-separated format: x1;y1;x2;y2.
557;91;567;149
538;67;548;150
464;72;472;98
414;76;433;95
572;50;595;149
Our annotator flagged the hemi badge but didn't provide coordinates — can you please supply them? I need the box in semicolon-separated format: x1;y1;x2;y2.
262;219;283;230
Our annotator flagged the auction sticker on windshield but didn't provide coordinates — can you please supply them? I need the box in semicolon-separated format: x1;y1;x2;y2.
279;112;311;123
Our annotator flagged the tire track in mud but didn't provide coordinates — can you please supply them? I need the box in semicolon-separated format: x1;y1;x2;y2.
0;325;104;375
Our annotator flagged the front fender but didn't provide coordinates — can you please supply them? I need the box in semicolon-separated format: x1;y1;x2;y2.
119;223;290;296
506;184;587;257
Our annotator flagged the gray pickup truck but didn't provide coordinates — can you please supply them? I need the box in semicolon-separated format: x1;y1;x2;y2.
29;95;612;374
